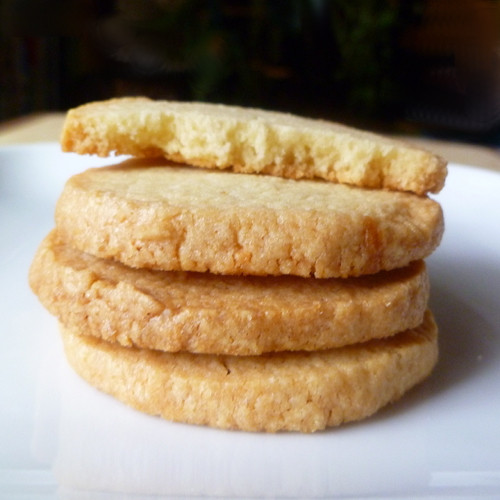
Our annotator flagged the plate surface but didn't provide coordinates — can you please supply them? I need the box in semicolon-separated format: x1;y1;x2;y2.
1;143;500;499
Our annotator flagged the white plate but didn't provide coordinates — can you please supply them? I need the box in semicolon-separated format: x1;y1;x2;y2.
1;142;500;499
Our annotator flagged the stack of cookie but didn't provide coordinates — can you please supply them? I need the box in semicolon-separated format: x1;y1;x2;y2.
29;98;447;432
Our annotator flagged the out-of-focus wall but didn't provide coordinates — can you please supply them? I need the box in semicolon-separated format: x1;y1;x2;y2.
402;0;500;134
1;0;500;139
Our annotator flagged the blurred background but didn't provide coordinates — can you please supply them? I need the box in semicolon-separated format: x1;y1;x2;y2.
1;0;500;143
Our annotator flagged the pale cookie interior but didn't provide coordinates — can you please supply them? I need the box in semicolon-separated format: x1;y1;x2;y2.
61;97;447;195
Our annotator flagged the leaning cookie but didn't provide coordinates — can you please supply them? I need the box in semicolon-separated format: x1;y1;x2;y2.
60;97;447;195
60;310;438;432
55;160;444;278
30;231;430;355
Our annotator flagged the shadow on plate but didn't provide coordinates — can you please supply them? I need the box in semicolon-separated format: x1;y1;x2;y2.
361;253;500;425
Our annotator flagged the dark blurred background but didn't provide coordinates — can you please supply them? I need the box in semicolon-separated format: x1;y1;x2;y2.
1;0;500;142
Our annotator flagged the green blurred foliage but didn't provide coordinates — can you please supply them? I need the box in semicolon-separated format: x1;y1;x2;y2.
99;0;424;119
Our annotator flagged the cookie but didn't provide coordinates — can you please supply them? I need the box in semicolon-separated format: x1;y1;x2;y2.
30;231;430;355
60;97;447;195
54;160;444;278
59;310;438;432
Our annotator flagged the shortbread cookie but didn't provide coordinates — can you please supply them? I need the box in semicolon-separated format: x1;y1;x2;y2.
60;97;447;195
60;310;438;432
30;231;430;355
55;160;444;278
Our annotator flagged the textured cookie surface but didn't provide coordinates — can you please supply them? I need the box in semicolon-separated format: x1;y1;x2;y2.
30;231;430;355
60;310;438;432
55;160;444;278
60;97;447;195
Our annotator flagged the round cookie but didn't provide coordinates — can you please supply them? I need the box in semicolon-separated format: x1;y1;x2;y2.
60;97;447;195
59;310;439;432
55;161;444;278
30;231;430;355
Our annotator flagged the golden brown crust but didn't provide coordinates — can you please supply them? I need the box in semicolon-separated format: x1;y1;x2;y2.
30;231;430;355
54;161;444;278
60;97;447;195
60;310;438;432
